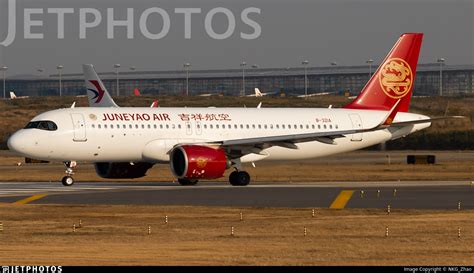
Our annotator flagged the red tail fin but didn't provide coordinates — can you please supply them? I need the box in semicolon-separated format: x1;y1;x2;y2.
134;88;141;96
343;33;423;112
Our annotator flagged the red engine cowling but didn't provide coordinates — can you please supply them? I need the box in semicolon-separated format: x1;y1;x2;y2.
170;145;228;180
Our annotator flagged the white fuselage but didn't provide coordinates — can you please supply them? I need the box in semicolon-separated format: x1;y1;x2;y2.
8;107;430;164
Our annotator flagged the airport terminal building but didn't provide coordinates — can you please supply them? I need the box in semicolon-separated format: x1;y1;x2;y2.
5;63;474;97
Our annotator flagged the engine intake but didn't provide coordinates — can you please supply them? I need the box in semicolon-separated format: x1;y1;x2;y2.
95;162;154;179
170;145;229;180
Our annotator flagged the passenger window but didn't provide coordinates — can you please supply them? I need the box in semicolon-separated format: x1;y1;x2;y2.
276;125;279;129
160;124;163;129
129;124;132;129
92;124;95;128
252;124;256;129
312;125;315;129
216;125;220;129
227;124;231;129
110;125;114;129
324;125;327;129
318;125;321;129
306;125;309;129
178;124;182;129
135;124;138;129
300;125;303;129
153;124;157;129
204;124;207;129
104;125;108;129
294;125;297;129
246;125;249;129
282;125;285;129
330;125;333;129
166;124;169;129
98;124;101;129
210;124;213;129
264;125;267;129
258;125;262;129
336;125;339;129
234;124;238;129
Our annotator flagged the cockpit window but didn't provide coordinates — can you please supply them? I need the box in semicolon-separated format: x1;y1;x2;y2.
24;121;58;131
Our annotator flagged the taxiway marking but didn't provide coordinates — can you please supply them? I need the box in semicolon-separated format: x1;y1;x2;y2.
14;194;48;205
330;190;354;209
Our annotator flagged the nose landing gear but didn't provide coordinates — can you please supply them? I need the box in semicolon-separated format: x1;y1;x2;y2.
61;161;76;186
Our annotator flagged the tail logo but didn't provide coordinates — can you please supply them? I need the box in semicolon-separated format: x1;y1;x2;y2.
87;80;105;103
379;58;413;99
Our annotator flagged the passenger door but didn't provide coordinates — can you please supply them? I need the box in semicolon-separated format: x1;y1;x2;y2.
70;113;87;142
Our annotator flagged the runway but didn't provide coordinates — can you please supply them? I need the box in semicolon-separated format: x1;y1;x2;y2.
0;181;473;209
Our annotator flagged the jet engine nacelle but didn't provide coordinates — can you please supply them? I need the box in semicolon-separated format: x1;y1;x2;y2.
94;162;154;179
170;145;229;180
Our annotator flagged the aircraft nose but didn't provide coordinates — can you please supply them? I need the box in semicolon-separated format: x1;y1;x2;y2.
7;131;27;155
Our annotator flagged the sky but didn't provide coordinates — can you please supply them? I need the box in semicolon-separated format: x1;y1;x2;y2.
0;0;473;76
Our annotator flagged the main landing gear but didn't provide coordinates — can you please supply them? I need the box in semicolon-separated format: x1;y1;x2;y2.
61;161;76;186
229;170;251;186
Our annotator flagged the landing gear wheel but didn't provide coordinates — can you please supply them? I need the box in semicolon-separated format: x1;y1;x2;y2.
178;178;198;186
229;171;251;186
61;161;76;186
61;176;74;186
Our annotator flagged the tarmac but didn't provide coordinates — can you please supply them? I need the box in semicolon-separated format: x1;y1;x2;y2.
0;181;473;209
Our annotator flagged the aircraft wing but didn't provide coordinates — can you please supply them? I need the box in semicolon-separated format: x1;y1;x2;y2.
389;116;465;127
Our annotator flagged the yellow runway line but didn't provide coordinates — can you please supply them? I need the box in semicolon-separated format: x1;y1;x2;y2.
329;190;354;209
14;194;48;205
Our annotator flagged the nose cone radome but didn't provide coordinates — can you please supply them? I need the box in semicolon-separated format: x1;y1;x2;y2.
7;131;28;155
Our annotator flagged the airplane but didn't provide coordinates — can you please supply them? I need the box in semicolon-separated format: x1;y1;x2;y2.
133;88;141;96
7;33;462;187
296;92;335;98
10;91;29;99
246;88;277;97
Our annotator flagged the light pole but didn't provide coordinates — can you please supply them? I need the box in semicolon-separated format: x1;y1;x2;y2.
114;64;121;96
437;58;445;96
1;66;7;99
184;63;191;96
302;60;309;98
56;65;63;96
366;59;374;78
240;61;247;96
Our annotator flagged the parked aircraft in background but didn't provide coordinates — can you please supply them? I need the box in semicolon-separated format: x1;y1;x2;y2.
10;92;29;99
8;33;462;187
246;88;277;97
296;92;336;98
133;88;141;96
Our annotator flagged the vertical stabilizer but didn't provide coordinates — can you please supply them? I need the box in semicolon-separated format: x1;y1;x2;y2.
343;33;423;112
83;64;119;107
